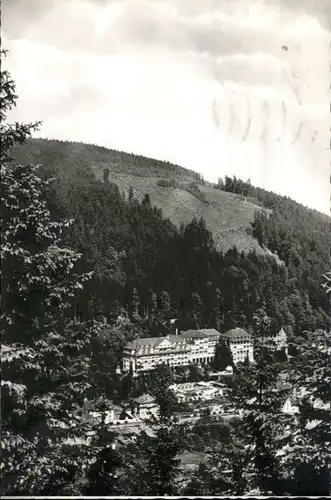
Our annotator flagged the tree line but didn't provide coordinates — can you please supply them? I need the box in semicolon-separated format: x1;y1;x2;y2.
28;155;329;345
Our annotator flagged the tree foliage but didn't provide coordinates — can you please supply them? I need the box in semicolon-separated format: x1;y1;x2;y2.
123;365;185;495
278;329;331;494
213;338;234;371
0;50;116;495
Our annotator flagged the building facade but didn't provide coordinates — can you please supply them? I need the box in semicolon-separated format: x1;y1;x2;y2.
122;326;292;373
132;394;159;420
169;381;225;403
258;327;288;354
122;328;221;374
222;327;254;364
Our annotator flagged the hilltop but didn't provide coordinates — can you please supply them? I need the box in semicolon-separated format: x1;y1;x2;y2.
12;138;270;255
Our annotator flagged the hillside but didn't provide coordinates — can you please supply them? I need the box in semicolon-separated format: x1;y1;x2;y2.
12;138;270;254
10;136;330;335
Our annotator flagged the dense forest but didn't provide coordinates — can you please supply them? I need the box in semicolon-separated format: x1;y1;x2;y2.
10;137;330;356
28;153;329;344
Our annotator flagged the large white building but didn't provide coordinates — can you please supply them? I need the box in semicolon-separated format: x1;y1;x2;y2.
122;326;290;374
122;328;221;374
221;328;254;365
223;326;288;365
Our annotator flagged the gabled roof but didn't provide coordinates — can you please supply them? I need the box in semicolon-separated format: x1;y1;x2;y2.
181;329;208;339
133;393;156;405
181;328;221;339
126;329;221;352
127;334;188;350
223;328;251;340
157;337;174;348
127;337;165;350
199;328;222;338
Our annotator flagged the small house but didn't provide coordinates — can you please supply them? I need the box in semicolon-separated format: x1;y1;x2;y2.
132;393;159;420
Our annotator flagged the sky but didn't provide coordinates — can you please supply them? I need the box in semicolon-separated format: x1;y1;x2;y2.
2;0;330;213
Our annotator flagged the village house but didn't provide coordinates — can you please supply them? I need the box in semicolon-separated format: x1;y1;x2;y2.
131;393;159;420
169;381;225;403
257;327;288;355
81;398;138;426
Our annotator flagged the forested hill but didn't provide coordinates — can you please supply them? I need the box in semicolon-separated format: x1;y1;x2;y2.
12;137;330;337
12;138;270;255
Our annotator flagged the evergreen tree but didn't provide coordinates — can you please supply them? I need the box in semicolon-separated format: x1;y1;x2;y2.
147;288;158;319
1;54;97;494
130;287;140;322
279;328;331;494
82;397;123;495
159;290;171;319
192;291;203;328
213;338;233;371
213;287;224;330
108;299;120;322
205;434;250;495
1;53;124;496
217;177;225;190
103;168;110;184
224;175;233;192
229;342;290;494
253;307;274;339
142;192;151;207
123;365;185;495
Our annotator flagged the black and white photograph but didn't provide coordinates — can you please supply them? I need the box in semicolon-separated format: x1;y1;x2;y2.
1;0;330;496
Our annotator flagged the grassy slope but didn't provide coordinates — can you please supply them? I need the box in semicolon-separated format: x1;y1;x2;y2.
13;138;271;254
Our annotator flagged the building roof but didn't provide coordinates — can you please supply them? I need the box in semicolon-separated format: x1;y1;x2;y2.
126;329;221;353
200;328;222;338
83;399;94;411
127;337;165;350
83;399;115;411
181;329;207;339
127;335;188;351
255;328;288;347
181;328;221;339
133;394;156;406
222;328;252;341
277;328;288;339
282;325;294;335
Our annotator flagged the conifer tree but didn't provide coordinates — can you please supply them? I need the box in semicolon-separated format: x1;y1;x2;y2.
1;52;118;495
213;287;224;330
82;397;123;495
147;288;158;319
103;168;110;184
213;338;233;371
229;339;290;494
278;328;331;494
192;291;203;328
123;365;185;495
130;287;140;321
142;192;151;207
159;290;171;319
